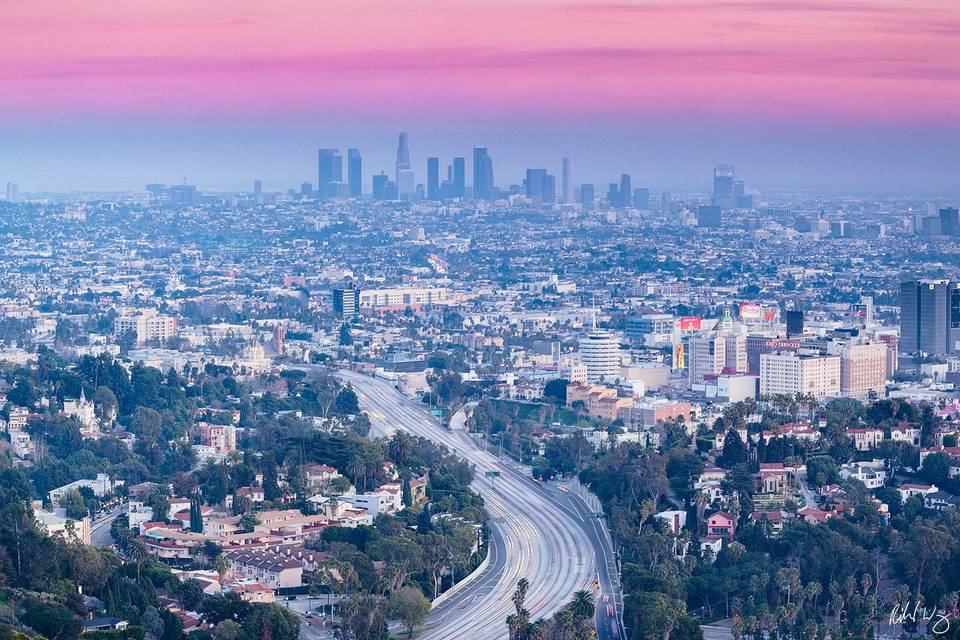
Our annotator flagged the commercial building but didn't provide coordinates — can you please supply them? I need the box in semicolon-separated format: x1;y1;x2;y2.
900;279;960;355
759;351;840;398
688;332;746;384
358;287;451;310
578;330;620;382
333;287;360;319
114;310;177;346
828;340;888;398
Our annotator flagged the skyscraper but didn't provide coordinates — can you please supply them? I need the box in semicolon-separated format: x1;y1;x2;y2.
698;205;722;228
347;148;362;197
525;169;547;203
619;174;632;208
561;157;572;203
451;157;466;198
579;330;620;383
427;157;440;200
5;182;17;202
900;279;960;355
712;164;735;208
395;133;414;199
580;184;595;208
473;146;494;200
543;174;557;205
940;207;958;236
317;148;342;199
253;180;262;196
633;188;650;210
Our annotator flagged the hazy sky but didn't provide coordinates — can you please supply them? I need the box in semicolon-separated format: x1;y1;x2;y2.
1;0;958;193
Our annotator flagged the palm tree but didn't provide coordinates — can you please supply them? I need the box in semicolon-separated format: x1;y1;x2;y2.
346;456;366;491
512;578;529;615
215;553;230;593
129;538;149;583
569;590;595;620
389;431;412;465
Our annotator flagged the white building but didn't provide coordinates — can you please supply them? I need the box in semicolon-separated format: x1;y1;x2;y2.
33;503;91;545
759;351;840;398
579;330;620;383
49;473;122;507
63;390;97;429
114;310;177;346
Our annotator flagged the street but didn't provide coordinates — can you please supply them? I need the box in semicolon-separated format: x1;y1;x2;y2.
339;369;619;640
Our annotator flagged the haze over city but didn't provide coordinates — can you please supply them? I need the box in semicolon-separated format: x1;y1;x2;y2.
2;0;959;192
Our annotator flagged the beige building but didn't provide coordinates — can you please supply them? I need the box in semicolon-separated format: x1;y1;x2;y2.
829;340;888;398
759;351;840;398
689;332;746;384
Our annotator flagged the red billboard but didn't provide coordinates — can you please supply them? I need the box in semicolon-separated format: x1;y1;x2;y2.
677;316;701;331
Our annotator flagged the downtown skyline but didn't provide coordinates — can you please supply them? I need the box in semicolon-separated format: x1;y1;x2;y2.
1;0;959;192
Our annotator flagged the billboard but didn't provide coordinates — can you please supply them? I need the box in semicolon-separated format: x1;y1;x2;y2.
672;342;686;370
739;302;763;321
677;316;701;331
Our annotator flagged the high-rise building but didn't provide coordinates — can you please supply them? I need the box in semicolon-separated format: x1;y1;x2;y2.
372;172;398;201
253;180;262;196
473;146;494;200
300;182;313;198
940;207;959;236
712;164;735;208
698;205;722;228
688;332;746;383
900;279;960;355
543;174;557;205
633;188;650;210
395;133;414;199
852;296;874;328
562;157;572;203
525;169;547;203
579;330;620;383
607;183;620;207
427;157;440;200
317;148;342;199
333;288;360;319
347;149;362;197
785;310;804;337
828;340;888;398
5;182;18;202
619;174;632;207
760;351;840;398
451;157;466;198
580;184;595;208
661;191;673;214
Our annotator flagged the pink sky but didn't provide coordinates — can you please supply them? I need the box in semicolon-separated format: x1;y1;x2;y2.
3;0;959;124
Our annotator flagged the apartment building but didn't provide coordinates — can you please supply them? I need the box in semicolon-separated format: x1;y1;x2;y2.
759;351;840;398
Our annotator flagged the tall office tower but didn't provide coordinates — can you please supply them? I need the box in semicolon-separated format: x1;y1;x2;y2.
372;172;398;201
300;182;313;198
579;330;620;382
619;174;632;207
452;157;466;198
333;288;360;320
852;296;874;327
785;310;804;337
712;164;735;208
580;184;595;208
633;188;650;210
543;174;557;205
317;148;343;199
5;182;17;202
900;279;960;355
347;149;362;197
525;169;547;203
561;157;572;203
607;183;620;207
473;146;494;199
661;191;673;213
427;157;440;200
940;207;959;236
698;205;722;228
253;180;262;196
395;133;414;199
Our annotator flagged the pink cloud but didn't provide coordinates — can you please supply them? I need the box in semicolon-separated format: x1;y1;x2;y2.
0;0;956;126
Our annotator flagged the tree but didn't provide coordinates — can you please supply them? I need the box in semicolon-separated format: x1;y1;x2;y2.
921;451;951;486
386;585;432;638
720;429;748;469
190;493;204;533
339;323;353;346
20;599;81;640
568;590;595;620
93;386;119;425
215;553;231;593
336;386;361;414
129;538;149;583
212;620;241;640
543;379;569;404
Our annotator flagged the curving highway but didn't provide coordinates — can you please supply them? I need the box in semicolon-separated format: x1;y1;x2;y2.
338;369;621;640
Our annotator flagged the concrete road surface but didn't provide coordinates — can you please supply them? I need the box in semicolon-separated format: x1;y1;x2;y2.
91;505;124;548
339;369;619;640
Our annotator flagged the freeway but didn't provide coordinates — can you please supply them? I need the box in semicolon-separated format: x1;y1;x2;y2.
339;369;621;640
